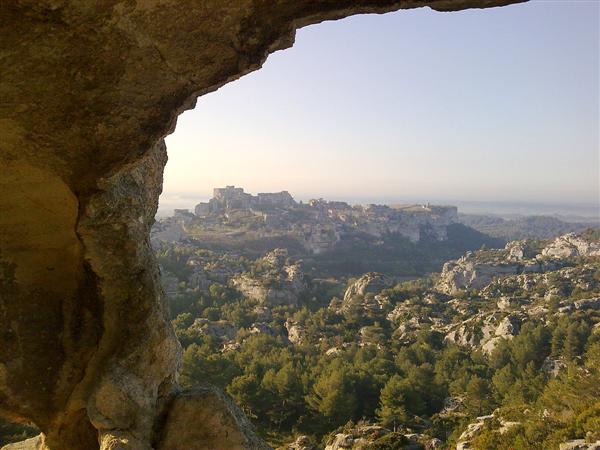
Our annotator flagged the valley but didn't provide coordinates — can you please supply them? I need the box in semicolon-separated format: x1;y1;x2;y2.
152;189;600;450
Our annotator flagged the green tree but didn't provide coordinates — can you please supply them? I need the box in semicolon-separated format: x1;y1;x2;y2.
261;362;305;430
563;321;590;360
551;321;567;357
377;375;410;430
306;362;358;428
492;364;515;401
227;373;265;420
181;343;239;387
465;375;492;417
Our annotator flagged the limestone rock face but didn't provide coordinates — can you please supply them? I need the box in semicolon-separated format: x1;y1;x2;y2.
456;414;495;450
505;240;537;261
558;440;600;450
437;230;599;295
191;318;237;342
436;253;523;294
444;312;521;354
343;272;393;303
542;233;600;258
285;319;307;345
231;249;307;306
324;425;390;450
0;0;524;448
156;387;270;450
322;424;438;450
0;436;44;450
282;435;315;450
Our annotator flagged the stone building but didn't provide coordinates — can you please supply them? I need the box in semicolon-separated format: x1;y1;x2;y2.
194;186;298;215
194;202;210;216
256;191;296;208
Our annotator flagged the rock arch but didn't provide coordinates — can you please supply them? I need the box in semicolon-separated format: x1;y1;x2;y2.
0;1;524;449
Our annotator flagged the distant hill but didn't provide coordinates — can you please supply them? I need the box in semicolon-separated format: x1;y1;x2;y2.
458;213;598;241
153;187;506;278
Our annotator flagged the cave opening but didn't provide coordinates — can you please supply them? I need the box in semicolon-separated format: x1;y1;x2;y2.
2;1;598;449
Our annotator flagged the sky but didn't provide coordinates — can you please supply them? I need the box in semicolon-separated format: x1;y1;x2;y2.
161;0;599;217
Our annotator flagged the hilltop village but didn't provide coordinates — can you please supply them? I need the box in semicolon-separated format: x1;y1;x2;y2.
153;186;459;255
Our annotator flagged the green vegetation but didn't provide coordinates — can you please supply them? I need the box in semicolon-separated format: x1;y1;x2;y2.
309;224;503;277
167;246;600;448
172;222;503;279
6;230;598;448
0;419;37;447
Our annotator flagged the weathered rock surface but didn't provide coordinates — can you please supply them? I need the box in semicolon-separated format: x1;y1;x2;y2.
191;318;237;342
322;423;439;450
436;246;525;294
558;440;600;450
232;249;307;306
0;436;44;450
281;435;315;450
443;307;525;353
542;233;600;258
455;414;494;449
343;272;393;303
156;386;270;450
0;1;524;448
324;425;390;450
505;239;537;261
286;319;308;345
434;232;595;294
455;413;522;449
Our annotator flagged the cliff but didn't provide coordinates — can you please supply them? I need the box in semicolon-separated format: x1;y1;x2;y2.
189;187;460;252
434;235;592;295
231;249;307;306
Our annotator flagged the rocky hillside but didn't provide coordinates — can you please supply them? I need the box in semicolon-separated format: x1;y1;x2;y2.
15;229;590;447
231;249;308;307
152;193;503;278
149;229;600;450
190;186;459;251
436;232;600;295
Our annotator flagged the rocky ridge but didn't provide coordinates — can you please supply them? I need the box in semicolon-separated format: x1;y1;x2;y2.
542;232;600;258
343;273;395;303
321;424;441;450
433;234;600;294
162;186;460;255
231;249;307;306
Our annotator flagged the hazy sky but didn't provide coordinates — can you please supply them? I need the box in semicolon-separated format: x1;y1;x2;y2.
162;0;599;213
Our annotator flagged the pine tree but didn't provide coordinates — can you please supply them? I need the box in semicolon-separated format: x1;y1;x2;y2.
306;363;358;428
465;375;492;417
377;375;410;430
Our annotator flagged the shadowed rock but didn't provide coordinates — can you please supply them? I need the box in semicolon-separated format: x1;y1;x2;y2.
0;436;44;450
156;387;270;450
